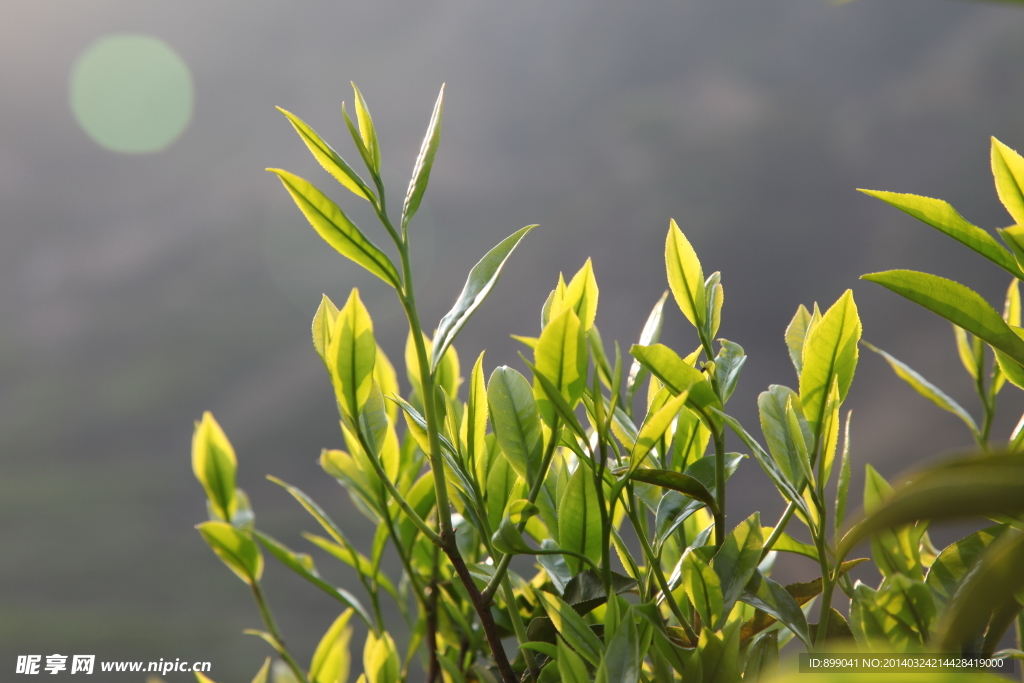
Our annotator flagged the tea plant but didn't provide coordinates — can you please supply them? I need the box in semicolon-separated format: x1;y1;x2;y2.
189;88;1024;683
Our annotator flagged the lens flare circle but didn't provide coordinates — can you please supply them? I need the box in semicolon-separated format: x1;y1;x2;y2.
70;34;193;154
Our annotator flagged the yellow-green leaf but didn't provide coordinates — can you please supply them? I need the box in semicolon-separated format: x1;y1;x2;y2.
277;107;373;202
665;219;705;330
799;289;860;440
330;289;377;425
533;308;587;426
267;169;399;288
197;521;262;585
310;610;354;683
191;412;237;522
993;137;1024;226
402;85;444;230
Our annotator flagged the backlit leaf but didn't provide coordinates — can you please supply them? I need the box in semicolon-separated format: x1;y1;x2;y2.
711;513;763;628
861;189;1024;279
559;465;603;574
330;289;377;426
277;107;373;202
799;289;860;440
267;169;399;288
197;521;262;585
402;85;444;230
533;308;588;426
309;610;354;683
862;270;1024;368
191;411;237;522
992;137;1024;226
431;225;536;371
538;590;604;666
665;219;706;330
864;342;977;435
488;366;544;484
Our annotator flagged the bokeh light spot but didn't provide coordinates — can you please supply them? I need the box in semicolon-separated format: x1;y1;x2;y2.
70;34;193;154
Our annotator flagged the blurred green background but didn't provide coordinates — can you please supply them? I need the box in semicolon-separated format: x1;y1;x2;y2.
3;0;1024;679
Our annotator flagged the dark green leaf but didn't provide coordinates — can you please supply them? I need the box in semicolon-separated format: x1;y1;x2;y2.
714;339;745;403
629;468;717;514
743;631;778;683
740;569;811;648
602;610;640;683
562;570;638;616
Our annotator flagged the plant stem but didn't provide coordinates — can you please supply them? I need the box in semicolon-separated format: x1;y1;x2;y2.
625;503;699;644
250;582;310;683
502;576;539;683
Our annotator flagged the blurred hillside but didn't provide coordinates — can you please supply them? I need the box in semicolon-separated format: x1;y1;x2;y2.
2;0;1024;679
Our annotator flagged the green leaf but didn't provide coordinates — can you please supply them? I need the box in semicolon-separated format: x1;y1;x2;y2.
862;269;1024;368
197;521;262;585
681;549;724;628
402;85;444;230
329;289;377;426
465;352;490;488
557;636;590;683
350;83;380;175
486;451;517;536
864;341;978;435
714;339;745;403
629;390;689;474
711;513;764;629
312;294;340;369
548;258;600;331
309;610;354;683
998;225;1024;275
860;189;1024;279
862;464;922;581
627;291;669;402
601;609;640;683
250;658;271;683
533;308;588;426
255;530;374;628
762;527;818;561
718;411;811;521
559;465;603;574
538;590;604;666
799;289;860;440
191;411;238;522
704;271;724;341
655;491;705;549
562;570;639;616
993;137;1024;226
276;107;374;202
492;499;541;555
926;524;1008;609
630;343;721;423
665;219;706;330
267;169;399;288
839;453;1024;560
740;569;811;648
361;630;399;683
628;468;717;514
743;631;778;683
488;366;544;485
834;411;853;539
955;324;980;380
431;225;536;372
757;386;810;489
785;305;812;376
873;575;935;643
